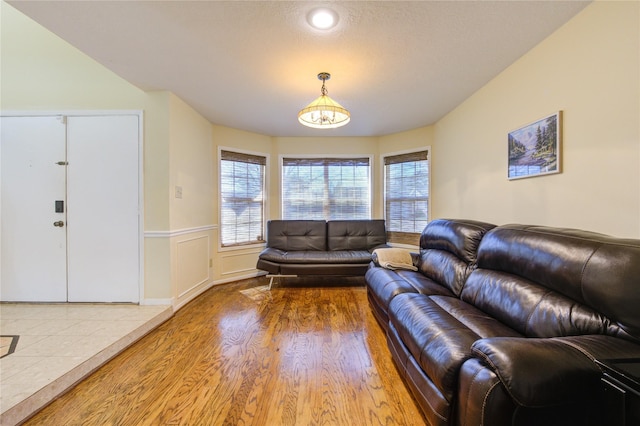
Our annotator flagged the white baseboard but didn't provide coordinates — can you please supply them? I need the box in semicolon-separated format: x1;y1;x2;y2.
213;271;267;286
140;272;267;312
140;298;174;307
173;280;217;312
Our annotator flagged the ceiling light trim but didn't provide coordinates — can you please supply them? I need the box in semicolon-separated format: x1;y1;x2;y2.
306;7;339;30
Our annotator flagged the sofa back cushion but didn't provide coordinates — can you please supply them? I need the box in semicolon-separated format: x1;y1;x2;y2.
327;220;387;251
266;220;327;251
461;224;640;342
417;219;496;296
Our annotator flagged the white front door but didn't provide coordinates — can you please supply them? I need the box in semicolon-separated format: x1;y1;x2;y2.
1;114;140;303
66;115;140;302
1;116;68;301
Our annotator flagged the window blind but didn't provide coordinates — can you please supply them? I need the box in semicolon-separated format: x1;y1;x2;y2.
282;157;371;220
384;150;429;245
220;150;266;247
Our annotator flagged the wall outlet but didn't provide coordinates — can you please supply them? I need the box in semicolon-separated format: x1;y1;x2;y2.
175;186;183;199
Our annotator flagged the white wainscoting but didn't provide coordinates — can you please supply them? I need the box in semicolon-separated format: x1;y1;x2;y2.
219;249;263;277
143;225;216;311
143;225;268;309
176;235;210;298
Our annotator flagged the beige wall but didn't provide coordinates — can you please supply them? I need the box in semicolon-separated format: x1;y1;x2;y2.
143;93;217;304
433;1;640;237
143;92;172;233
166;94;215;307
169;94;214;230
0;3;146;110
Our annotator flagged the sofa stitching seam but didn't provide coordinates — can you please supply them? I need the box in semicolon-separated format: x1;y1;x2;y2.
553;337;596;362
523;290;552;336
412;383;449;422
480;381;501;426
579;245;599;304
463;363;484;425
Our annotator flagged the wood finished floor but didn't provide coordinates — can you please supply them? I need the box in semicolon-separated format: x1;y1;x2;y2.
23;277;426;425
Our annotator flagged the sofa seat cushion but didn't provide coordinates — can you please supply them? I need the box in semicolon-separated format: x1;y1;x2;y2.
394;270;456;295
388;292;520;401
430;296;523;340
366;267;456;319
280;263;369;276
259;247;373;264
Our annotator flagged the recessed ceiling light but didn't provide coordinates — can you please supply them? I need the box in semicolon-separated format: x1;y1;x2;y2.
307;8;338;30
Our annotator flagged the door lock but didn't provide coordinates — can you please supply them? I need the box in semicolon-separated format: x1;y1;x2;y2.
53;221;64;227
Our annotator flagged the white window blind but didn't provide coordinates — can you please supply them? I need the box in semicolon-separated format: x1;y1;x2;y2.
384;150;429;245
220;150;266;247
282;157;371;220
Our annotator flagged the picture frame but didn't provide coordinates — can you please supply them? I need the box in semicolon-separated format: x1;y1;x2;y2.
508;111;562;180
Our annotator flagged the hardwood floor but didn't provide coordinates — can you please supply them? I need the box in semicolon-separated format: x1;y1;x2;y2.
23;277;426;425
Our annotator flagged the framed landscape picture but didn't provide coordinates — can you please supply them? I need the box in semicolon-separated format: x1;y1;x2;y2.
508;111;562;180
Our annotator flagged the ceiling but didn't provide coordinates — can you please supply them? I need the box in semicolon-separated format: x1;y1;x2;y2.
8;1;591;137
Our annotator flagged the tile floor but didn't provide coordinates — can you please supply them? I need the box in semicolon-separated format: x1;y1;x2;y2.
0;303;173;425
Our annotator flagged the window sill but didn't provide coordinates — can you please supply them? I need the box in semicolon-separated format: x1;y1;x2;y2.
218;242;266;253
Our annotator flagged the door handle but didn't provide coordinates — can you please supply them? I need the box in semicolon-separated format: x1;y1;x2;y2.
53;221;64;227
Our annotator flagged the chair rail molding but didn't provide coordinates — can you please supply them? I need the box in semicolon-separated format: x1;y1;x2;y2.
144;225;217;238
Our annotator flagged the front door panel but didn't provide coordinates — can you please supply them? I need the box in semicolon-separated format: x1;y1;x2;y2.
1;116;67;301
66;115;139;303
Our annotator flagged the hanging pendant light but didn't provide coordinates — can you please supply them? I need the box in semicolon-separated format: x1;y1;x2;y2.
298;72;350;129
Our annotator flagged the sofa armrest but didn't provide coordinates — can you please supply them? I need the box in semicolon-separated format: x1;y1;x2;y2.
471;337;601;407
554;334;640;360
257;247;286;262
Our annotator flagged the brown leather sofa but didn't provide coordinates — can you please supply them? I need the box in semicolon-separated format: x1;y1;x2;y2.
257;219;389;288
366;218;640;426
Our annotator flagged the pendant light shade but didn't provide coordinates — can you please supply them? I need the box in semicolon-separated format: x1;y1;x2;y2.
298;73;350;129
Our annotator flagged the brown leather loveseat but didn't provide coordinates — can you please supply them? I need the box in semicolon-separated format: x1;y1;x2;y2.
366;218;640;426
257;219;389;288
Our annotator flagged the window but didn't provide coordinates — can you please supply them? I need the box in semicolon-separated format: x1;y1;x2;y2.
282;157;371;220
220;150;266;247
384;150;429;245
